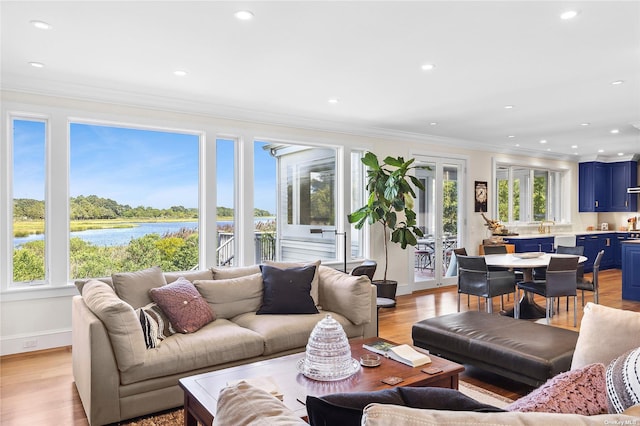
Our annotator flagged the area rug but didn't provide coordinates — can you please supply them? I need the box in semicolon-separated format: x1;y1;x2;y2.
120;408;183;426
459;380;515;409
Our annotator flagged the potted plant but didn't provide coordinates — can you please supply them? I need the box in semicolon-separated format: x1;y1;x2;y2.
348;152;427;300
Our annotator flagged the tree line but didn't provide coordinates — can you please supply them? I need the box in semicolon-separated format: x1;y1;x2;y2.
13;195;273;220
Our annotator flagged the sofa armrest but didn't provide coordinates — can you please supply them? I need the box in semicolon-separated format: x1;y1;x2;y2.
72;296;121;425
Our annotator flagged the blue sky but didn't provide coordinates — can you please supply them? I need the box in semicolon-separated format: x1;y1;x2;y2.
14;120;277;213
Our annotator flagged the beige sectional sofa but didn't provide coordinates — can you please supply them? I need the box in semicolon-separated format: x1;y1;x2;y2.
72;264;376;425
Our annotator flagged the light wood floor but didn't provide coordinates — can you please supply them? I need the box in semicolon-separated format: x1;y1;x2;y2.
1;269;638;425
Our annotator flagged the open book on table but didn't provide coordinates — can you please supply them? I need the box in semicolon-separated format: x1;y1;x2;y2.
363;341;431;367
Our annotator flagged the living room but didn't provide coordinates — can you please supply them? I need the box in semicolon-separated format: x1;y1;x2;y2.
2;1;640;425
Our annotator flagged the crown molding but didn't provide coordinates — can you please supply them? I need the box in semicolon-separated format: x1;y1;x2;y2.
2;74;577;162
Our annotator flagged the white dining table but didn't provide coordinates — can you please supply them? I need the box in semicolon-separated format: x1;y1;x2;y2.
483;253;587;319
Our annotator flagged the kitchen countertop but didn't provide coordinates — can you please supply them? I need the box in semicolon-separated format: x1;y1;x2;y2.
501;231;638;239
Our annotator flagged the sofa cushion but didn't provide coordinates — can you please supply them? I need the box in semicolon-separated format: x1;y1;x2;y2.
606;347;640;413
81;279;147;372
362;404;640;426
211;265;261;280
164;269;213;283
233;311;361;355
135;302;176;349
572;303;640;370
317;265;372;325
120;319;265;385
264;260;321;306
213;381;306;426
194;273;263;319
506;363;607;415
112;266;167;309
257;265;319;315
149;277;214;333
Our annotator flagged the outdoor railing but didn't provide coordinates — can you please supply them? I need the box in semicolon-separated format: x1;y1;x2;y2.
217;232;276;266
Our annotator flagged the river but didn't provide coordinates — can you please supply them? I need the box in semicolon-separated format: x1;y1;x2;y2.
13;218;274;248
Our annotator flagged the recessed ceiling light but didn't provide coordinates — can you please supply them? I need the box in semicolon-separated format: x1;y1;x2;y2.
598;149;605;153
515;144;520;147
29;62;44;68
328;98;339;104
173;70;188;77
560;10;580;20
234;10;254;20
30;20;52;30
429;122;437;126
421;63;435;71
546;148;551;151
581;122;591;126
571;145;578;149
540;139;547;144
618;152;624;156
610;129;620;134
507;135;515;138
611;80;625;85
504;105;514;109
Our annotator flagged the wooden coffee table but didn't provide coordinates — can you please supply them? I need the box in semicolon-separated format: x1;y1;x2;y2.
179;337;464;426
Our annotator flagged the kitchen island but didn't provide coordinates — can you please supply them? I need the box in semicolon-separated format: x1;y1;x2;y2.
622;240;640;301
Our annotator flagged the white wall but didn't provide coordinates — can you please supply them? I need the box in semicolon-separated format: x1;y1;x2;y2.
0;90;581;355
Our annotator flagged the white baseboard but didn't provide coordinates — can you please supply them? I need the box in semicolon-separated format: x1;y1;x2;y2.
1;329;71;356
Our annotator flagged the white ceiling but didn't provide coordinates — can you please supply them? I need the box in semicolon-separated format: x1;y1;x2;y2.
2;1;639;161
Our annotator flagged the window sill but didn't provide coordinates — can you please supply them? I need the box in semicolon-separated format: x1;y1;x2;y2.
1;283;79;302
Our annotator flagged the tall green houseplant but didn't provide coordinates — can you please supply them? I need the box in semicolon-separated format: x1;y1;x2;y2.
348;152;427;282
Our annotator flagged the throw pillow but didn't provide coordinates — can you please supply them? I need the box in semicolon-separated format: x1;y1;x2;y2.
307;387;505;426
571;302;640;370
256;265;319;315
149;277;215;333
112;266;167;309
81;280;147;371
263;260;321;306
135;302;176;349
194;273;263;319
317;265;372;325
213;381;306;426
505;363;607;415
606;347;640;413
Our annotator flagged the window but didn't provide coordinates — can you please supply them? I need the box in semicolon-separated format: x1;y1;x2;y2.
12;119;47;284
496;165;563;223
216;138;236;266
350;151;365;259
69;122;200;278
253;141;277;264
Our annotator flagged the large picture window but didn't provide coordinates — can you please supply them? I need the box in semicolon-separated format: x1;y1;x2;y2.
496;165;563;223
69;123;200;278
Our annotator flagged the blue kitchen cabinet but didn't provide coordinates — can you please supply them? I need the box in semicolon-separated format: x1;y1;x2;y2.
622;242;640;301
504;237;554;253
614;233;628;268
576;233;616;272
610;161;638;212
579;161;638;212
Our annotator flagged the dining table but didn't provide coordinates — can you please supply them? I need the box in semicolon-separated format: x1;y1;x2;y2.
483;252;587;319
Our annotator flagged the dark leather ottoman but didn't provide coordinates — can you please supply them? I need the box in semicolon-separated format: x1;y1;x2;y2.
412;311;579;387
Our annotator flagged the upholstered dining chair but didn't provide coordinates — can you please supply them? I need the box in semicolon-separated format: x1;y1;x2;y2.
515;256;579;326
577;249;604;305
456;255;515;314
482;245;520;301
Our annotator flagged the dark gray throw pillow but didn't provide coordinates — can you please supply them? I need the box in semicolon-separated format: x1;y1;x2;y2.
306;387;505;426
257;264;319;315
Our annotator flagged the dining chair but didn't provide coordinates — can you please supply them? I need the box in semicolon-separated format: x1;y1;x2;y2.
553;245;585;311
456;255;515;313
515;256;579;326
577;249;604;305
482;245;520;301
350;259;377;281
